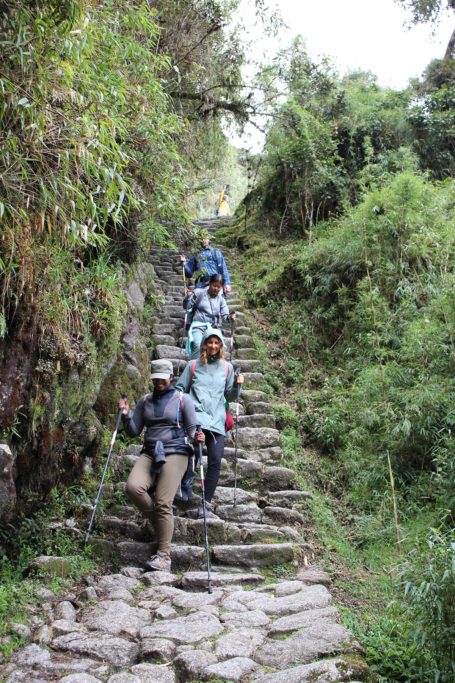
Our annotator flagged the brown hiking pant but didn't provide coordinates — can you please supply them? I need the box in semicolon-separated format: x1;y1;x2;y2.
126;453;188;556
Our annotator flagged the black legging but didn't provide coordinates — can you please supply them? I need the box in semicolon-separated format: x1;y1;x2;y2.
203;429;225;503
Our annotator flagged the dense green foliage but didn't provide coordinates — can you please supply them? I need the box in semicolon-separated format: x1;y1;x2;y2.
0;0;247;454
248;43;454;235
221;35;454;677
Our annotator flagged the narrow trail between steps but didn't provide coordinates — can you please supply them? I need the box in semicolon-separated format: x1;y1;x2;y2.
2;219;369;683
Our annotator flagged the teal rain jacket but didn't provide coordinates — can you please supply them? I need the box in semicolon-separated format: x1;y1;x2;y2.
175;329;240;436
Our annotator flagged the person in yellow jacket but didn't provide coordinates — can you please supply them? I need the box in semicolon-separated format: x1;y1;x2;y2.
217;188;231;217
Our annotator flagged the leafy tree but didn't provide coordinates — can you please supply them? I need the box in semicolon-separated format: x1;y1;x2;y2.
395;0;455;58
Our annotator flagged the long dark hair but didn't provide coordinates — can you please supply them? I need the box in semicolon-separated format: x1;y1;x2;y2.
209;274;224;286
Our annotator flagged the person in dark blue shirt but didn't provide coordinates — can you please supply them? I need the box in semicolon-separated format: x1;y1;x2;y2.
180;235;231;295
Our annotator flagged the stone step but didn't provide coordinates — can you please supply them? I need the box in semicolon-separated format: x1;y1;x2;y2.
232;359;261;372
264;490;313;508
155;344;187;360
181;571;264;590
234;427;280;449
235;347;257;359
240;372;267;390
233;334;253;346
153;334;176;345
247;401;274;415
238;414;276;429
89;537;297;570
153;324;176;335
241;389;269;403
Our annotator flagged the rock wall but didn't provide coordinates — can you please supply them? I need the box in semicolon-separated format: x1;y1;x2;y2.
0;261;157;522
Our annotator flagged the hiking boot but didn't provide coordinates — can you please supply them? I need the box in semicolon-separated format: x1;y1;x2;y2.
144;552;171;573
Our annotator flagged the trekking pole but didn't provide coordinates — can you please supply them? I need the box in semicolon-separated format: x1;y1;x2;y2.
233;369;241;508
229;316;235;362
85;395;126;545
197;424;212;594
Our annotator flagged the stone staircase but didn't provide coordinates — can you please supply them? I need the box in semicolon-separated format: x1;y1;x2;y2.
2;219;368;682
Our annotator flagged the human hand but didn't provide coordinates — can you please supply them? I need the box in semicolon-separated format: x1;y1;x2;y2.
236;373;244;385
180;254;186;262
195;431;205;443
118;397;129;414
229;312;236;321
224;285;232;294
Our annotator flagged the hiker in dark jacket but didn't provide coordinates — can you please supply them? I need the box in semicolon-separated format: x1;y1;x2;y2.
185;274;236;360
176;328;244;518
180;234;232;294
119;359;204;572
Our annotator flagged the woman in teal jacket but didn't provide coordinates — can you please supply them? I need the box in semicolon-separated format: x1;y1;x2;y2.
175;328;244;516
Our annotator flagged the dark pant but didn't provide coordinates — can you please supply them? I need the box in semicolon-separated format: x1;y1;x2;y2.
202;430;225;502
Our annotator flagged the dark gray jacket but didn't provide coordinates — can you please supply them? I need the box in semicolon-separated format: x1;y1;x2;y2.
187;287;229;328
122;386;197;456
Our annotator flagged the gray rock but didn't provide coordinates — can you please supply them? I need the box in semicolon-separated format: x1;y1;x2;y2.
220;610;270;627
170;544;205;569
261;467;296;490
216;504;262;524
247;585;331;616
52;632;139;667
9;623;31;640
268;606;340;635
12;644;51;666
155;344;187;360
107;675;141;683
52;620;86;637
171;590;223;609
255;620;356;668
142;571;180;587
173;650;218;680
296;566;332;586
126;281;145;311
35;588;55;602
140;637;177;663
0;443;16;519
266;490;312;507
237;428;280;449
274;580;305;597
215;627;266;659
54;601;77;621
181;571;264;590
213;543;295;568
212;487;256;505
262;506;304;525
80;600;150;636
121;567;145;580
251;656;365;682
203;656;259;681
96;574;142;592
78;587;98;602
130;663;177;682
58;675;102;683
140;612;223;644
117;541;153;567
32;625;52;645
104;587;135;602
155;605;177;619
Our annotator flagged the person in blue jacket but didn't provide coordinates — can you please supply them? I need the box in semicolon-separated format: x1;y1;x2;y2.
180;234;231;295
175;328;244;517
